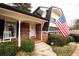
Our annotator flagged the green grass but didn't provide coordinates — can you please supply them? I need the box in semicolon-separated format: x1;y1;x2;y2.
52;42;77;56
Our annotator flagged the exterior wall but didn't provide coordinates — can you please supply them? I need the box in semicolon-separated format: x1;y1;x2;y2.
20;23;42;41
21;22;29;41
42;32;48;43
21;23;41;41
36;24;41;40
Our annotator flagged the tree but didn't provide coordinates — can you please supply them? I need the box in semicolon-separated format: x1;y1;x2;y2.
72;19;79;30
12;3;31;12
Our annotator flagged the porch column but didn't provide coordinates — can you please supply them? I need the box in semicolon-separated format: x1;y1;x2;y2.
41;22;44;41
18;21;21;47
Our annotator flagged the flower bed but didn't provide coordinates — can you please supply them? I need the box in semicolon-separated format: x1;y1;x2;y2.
52;42;77;56
16;38;35;56
0;42;17;56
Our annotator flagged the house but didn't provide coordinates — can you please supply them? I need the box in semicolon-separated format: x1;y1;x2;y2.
46;6;63;35
0;4;48;47
33;6;64;42
70;30;79;35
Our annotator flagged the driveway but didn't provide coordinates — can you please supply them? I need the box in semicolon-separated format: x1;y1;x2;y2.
72;43;79;56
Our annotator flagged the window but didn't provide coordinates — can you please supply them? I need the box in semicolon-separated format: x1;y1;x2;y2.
6;21;16;38
50;18;56;23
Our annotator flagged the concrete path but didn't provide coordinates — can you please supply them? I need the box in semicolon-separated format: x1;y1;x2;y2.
34;42;56;56
72;43;79;56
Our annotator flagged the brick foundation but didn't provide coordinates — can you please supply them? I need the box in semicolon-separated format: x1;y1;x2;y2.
42;32;48;43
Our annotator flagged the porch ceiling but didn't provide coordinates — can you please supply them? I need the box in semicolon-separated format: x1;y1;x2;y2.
0;7;47;24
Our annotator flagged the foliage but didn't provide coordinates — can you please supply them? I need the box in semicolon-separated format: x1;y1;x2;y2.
12;3;31;12
48;34;75;46
70;34;79;42
72;19;79;30
65;36;75;43
21;38;35;52
52;42;77;56
0;42;17;56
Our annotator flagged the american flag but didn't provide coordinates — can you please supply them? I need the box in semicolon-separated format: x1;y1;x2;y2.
55;16;70;37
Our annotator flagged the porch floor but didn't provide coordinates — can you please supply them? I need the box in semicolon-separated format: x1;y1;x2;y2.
33;39;42;44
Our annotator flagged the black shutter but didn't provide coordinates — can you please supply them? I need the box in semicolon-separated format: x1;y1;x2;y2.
0;19;5;38
16;21;19;38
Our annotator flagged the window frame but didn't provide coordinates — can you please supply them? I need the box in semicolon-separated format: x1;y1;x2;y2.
5;20;17;38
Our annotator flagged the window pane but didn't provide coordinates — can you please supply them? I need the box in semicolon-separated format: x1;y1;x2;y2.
6;21;16;37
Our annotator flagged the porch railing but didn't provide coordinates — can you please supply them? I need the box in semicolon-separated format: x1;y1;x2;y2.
0;31;11;42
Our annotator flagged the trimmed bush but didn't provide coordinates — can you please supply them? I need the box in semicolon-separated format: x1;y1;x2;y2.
0;42;17;56
48;34;63;46
0;43;4;55
48;34;75;46
21;38;35;52
69;34;79;42
65;36;75;43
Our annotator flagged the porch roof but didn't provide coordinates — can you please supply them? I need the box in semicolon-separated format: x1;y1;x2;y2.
0;4;48;24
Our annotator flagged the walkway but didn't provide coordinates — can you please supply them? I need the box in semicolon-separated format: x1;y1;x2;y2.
34;42;56;56
72;43;79;56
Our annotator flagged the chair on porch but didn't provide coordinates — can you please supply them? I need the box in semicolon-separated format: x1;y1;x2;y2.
3;31;11;42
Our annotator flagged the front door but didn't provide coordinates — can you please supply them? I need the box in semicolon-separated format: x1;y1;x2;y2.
0;19;5;38
29;24;36;39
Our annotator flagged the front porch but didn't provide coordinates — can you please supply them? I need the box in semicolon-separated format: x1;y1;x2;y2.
0;16;43;46
0;6;47;47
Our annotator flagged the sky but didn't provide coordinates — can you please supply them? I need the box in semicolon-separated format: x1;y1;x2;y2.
25;0;79;27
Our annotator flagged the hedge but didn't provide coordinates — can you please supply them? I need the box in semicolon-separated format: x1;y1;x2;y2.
69;34;79;42
48;34;75;46
21;38;35;52
0;42;17;56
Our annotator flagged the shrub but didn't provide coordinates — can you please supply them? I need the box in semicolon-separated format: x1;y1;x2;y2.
21;38;35;52
52;42;77;56
65;36;75;43
48;33;53;45
48;34;75;46
0;42;17;56
69;34;79;42
48;34;65;46
0;43;4;55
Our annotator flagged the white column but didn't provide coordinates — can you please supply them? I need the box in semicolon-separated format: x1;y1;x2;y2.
18;21;21;47
41;22;44;41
